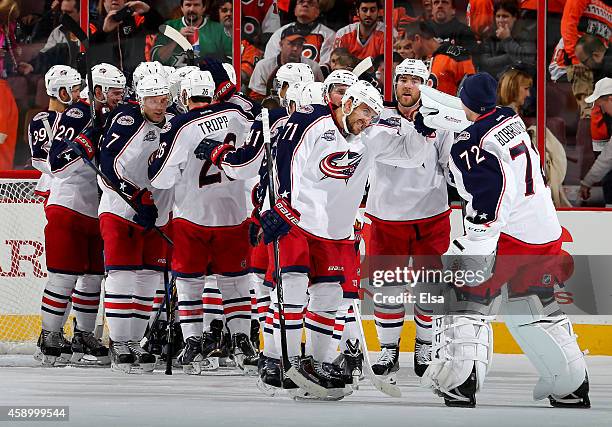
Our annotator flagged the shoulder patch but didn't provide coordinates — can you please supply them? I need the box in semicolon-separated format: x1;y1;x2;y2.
117;115;135;126
297;105;314;114
33;112;50;121
322;130;336;141
456;131;471;141
385;116;401;127
161;121;172;134
65;108;84;119
143;130;158;142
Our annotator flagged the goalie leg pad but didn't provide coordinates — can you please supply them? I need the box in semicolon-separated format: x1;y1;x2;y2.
502;288;588;401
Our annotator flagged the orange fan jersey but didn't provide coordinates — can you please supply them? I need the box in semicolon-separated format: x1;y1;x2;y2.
466;0;494;40
333;21;386;59
560;0;611;64
241;39;263;79
242;0;279;38
429;43;476;96
520;0;567;13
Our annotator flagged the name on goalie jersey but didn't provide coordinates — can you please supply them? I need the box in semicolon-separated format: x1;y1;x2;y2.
198;116;229;134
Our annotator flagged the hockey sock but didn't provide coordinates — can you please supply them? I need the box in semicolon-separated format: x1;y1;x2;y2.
104;270;137;342
263;307;278;358
176;276;205;339
72;274;103;332
328;310;346;357
131;270;159;341
272;303;304;358
41;273;77;332
218;275;252;335
249;285;258;322
374;284;405;345
414;303;432;344
149;277;167;325
202;275;224;332
305;310;337;362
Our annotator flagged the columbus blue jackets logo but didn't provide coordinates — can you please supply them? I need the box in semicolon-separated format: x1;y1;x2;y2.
385;117;401;127
319;150;362;182
66;108;84;119
322;130;335;141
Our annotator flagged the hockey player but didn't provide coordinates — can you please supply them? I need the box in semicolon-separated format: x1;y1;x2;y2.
97;73;173;374
366;59;453;381
323;70;358;107
258;80;427;398
148;70;257;375
422;72;590;408
167;65;200;116
43;63;127;366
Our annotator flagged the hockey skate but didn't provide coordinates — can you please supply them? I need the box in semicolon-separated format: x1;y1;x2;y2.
256;355;287;397
178;336;205;375
414;338;431;378
128;341;156;373
37;330;72;367
143;319;167;357
219;327;236;368
232;332;259;376
372;343;400;384
549;376;591;408
436;366;478;408
109;340;137;373
290;356;353;401
70;322;110;367
343;339;364;388
200;319;225;371
250;319;260;353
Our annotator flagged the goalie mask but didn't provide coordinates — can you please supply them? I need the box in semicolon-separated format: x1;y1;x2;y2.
273;62;315;107
323;70;357;105
89;63;126;105
45;65;82;105
340;80;383;134
180;70;215;107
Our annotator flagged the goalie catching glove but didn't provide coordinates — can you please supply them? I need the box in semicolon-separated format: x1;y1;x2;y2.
260;198;300;244
131;188;158;230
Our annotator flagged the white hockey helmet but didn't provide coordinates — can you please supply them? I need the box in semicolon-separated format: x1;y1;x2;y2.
163;65;176;77
44;65;82;104
394;58;429;84
222;63;237;86
273;62;315;102
299;81;325;106
168;66;199;103
340;80;383;133
132;61;168;90
136;73;170;101
323;70;358;100
284;82;305;112
180;70;215;106
89;63;127;103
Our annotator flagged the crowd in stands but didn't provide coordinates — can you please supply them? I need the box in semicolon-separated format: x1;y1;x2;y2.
0;0;610;206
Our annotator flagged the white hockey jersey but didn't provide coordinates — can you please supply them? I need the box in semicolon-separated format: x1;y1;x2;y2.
28;110;61;197
148;102;253;227
275;104;427;240
365;104;453;222
98;106;173;227
449;107;561;245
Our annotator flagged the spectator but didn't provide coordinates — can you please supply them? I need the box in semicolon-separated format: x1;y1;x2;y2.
372;52;403;93
89;0;164;80
19;0;58;43
240;38;264;87
249;25;323;101
427;0;478;54
478;0;536;79
395;36;415;59
240;0;280;49
571;35;610;118
333;0;387;60
497;67;533;118
264;0;336;65
403;20;476;95
421;0;434;21
466;0;493;40
0;0;20;170
581;78;612;207
152;0;231;66
211;0;232;37
18;0;84;76
328;47;357;72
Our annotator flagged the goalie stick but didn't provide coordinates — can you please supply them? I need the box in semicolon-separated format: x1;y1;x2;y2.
261;108;327;398
353;299;402;398
352;57;373;78
158;25;196;66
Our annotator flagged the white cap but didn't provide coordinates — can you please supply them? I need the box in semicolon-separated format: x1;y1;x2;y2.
585;77;612;104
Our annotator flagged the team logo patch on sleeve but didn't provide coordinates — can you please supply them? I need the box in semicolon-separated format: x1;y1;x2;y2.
161;122;172;133
297;105;314;114
34;112;50;121
66;108;84;119
385;117;401;127
322;130;335;141
117;115;135;126
457;131;471;141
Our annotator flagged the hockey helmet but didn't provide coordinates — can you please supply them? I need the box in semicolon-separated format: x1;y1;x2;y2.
180;70;215;106
168;66;199;103
394;58;429;84
89;63;126;103
299;81;325;106
44;65;82;105
340;80;383;133
323;70;358;101
136;73;170;100
132;61;168;90
273;62;315;104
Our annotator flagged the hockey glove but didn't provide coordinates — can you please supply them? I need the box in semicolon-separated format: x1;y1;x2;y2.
131;188;158;230
65;128;97;160
260;198;300;244
194;137;236;166
199;57;236;102
413;111;436;138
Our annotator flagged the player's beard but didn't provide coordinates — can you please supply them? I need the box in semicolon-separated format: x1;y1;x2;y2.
397;90;419;108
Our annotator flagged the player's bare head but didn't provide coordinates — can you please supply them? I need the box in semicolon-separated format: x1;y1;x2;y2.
45;65;82;106
90;63;126;110
181;0;205;24
274;63;315;109
324;70;358;107
356;0;380;29
394;59;429;108
339;80;383;135
402;21;438;58
103;0;125;13
136;73;170;124
181;70;215;109
294;0;320;24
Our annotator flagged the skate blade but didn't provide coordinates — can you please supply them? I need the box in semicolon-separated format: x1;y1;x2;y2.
111;362;139;374
235;356;259;376
219;357;236;368
70;353;111;367
256;377;281;397
201;357;220;371
289;386;352;401
136;362;156;373
33;349;43;362
182;362;203;375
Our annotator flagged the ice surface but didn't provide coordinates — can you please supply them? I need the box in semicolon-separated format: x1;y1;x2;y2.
0;354;610;427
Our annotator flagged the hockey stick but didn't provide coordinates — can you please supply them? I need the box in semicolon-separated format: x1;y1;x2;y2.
163;268;176;375
352;57;373;78
159;25;196;66
261;108;327;398
352;299;402;397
